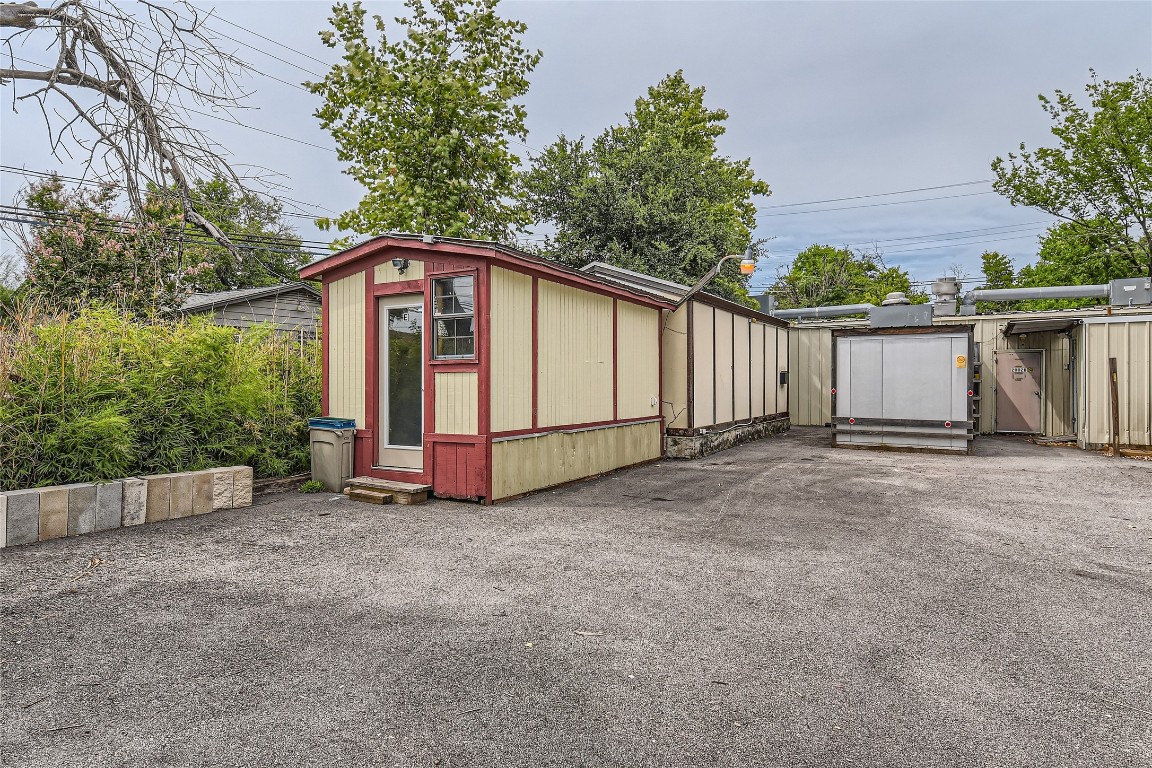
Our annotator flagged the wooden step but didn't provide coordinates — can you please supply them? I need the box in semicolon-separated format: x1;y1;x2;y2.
346;476;431;505
348;488;393;505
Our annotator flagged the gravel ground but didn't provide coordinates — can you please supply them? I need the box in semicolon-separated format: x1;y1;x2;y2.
1;427;1149;767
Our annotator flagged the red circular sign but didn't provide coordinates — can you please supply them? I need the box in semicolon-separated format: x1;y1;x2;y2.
944;421;952;428
848;417;855;425
831;388;837;395
967;390;974;396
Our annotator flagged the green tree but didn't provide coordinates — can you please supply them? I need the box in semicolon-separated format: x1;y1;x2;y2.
148;177;309;292
309;0;541;243
1014;221;1143;310
992;71;1152;277
770;244;926;310
976;250;1019;312
521;71;770;306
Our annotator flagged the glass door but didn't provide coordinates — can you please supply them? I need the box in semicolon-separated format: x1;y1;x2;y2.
378;297;424;469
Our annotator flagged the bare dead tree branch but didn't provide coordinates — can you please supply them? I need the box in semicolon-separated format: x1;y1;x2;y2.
0;0;261;266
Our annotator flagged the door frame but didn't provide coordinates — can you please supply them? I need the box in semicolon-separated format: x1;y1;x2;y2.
377;294;425;470
993;348;1045;434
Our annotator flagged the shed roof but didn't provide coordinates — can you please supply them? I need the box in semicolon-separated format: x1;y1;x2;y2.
298;234;675;309
177;282;320;314
581;261;788;327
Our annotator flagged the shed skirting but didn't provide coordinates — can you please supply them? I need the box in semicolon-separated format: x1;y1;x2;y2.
665;415;790;459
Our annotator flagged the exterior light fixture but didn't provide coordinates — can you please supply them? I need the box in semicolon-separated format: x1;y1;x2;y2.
391;257;409;274
675;245;760;307
739;253;757;275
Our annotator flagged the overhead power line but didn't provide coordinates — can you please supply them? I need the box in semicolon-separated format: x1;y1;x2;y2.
757;190;995;217
762;179;993;209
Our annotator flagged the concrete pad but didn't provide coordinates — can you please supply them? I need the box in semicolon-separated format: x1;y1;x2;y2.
144;476;171;523
67;484;98;536
122;479;146;526
95;482;123;532
212;470;235;510
170;474;194;519
38;487;69;541
3;489;39;546
192;472;214;515
232;466;253;508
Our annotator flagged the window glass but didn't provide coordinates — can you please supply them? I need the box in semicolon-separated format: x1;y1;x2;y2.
432;276;475;359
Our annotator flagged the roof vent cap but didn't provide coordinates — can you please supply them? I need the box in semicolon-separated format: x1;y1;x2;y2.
881;291;912;306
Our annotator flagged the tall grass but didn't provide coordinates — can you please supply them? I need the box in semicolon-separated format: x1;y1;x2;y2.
0;303;320;491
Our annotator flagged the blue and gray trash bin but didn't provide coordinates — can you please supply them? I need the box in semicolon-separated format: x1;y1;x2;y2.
308;417;356;491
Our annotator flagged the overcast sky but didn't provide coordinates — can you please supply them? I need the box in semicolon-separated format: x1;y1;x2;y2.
2;0;1150;291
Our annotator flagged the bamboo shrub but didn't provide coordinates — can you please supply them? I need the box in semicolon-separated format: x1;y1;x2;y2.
0;302;320;491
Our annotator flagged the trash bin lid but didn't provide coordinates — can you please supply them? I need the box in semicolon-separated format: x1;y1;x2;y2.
308;417;357;430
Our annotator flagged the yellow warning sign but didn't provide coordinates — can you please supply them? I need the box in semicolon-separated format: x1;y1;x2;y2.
955;355;967;369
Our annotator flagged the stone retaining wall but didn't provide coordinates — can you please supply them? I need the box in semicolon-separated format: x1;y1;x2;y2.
0;466;252;548
665;417;791;459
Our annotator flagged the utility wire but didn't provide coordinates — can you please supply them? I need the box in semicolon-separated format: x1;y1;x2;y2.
757;190;995;217
761;179;993;209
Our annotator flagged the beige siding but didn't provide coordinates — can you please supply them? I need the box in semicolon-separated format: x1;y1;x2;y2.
490;267;534;432
327;271;366;428
789;327;833;426
714;309;734;424
750;322;766;418
616;301;661;420
661;306;690;429
537;280;614;427
1081;317;1152;447
692;302;715;427
773;326;789;415
375;259;425;284
732;317;751;420
434;371;478;435
491;421;662;499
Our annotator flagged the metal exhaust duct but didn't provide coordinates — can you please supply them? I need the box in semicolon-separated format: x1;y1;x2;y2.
962;284;1110;304
771;303;876;320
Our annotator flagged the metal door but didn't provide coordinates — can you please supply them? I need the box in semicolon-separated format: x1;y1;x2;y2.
995;350;1043;433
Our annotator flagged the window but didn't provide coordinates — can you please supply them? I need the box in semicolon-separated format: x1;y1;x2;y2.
431;275;475;359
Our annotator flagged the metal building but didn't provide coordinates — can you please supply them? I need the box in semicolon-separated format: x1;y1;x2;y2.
299;235;672;503
788;307;1152;449
581;263;790;458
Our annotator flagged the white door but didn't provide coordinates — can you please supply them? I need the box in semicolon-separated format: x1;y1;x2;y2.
378;296;424;470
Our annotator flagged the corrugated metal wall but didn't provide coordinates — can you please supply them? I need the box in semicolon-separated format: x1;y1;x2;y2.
327;271;366;428
1080;316;1152;447
788;310;1151;445
434;372;478;435
490;420;662;500
537;279;614;427
616;301;661;420
489;267;533;432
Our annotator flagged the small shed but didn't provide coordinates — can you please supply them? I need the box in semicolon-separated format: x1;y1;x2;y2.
299;235;673;503
581;263;791;458
175;282;321;338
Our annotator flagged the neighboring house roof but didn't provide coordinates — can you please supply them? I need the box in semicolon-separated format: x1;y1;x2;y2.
580;261;788;327
176;282;321;314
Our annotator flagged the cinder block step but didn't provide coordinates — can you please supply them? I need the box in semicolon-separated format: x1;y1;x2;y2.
348;489;394;505
345;477;430;505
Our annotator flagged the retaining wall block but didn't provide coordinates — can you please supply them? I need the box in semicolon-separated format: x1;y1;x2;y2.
144;476;172;523
67;483;98;536
212;470;235;511
38;487;69;541
95;482;123;532
122;479;146;526
231;466;253;508
192;472;214;515
4;489;39;546
170;474;194;519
